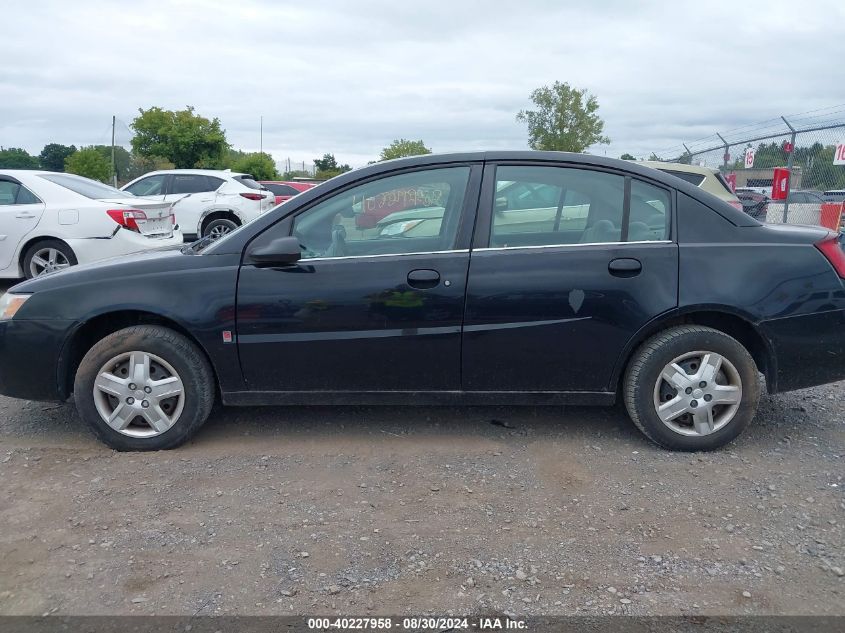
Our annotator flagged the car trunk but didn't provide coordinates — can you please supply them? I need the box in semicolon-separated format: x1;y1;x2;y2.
102;198;174;237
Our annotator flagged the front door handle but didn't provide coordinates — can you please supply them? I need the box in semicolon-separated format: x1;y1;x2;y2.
407;269;440;289
608;258;642;277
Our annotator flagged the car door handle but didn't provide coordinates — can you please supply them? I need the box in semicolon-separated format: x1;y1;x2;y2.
608;258;642;277
407;269;440;289
16;212;36;219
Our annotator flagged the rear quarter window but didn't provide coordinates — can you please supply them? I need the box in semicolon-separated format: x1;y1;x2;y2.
233;175;262;190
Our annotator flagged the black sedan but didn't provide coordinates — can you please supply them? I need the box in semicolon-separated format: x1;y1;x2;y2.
1;152;844;451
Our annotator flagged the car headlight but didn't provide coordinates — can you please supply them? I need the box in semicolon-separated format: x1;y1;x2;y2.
0;294;31;320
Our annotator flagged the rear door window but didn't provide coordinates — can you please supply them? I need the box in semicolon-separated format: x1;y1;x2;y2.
171;174;211;194
489;166;670;247
490;166;624;246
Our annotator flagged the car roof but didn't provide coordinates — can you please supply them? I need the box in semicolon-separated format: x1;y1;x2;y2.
137;169;250;177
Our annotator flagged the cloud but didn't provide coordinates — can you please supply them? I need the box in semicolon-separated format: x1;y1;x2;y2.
1;0;843;168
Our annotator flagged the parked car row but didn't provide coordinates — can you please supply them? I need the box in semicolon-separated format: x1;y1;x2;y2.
122;170;278;240
0;170;182;280
0;168;317;279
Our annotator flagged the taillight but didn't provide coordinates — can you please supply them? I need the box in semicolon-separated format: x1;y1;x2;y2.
107;209;147;232
815;235;845;278
239;193;264;201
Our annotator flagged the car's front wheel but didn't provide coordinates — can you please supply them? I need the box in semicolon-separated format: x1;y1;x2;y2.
623;325;760;451
74;325;215;451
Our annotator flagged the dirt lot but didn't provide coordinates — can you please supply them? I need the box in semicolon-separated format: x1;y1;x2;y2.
0;376;843;617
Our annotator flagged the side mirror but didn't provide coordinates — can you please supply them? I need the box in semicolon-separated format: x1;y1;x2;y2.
247;236;302;266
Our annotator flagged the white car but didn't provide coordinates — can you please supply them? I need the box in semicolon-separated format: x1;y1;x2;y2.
0;170;182;279
121;169;276;240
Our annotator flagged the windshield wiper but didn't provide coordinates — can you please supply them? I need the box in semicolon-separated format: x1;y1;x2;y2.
181;235;214;254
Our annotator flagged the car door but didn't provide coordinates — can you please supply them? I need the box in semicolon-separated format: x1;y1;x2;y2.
236;164;480;393
167;174;218;236
462;163;678;394
0;177;46;272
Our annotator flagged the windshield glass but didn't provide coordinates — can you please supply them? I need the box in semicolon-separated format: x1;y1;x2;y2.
39;173;134;199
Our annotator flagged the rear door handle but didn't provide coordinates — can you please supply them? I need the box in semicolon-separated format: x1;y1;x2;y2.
407;269;440;289
16;213;36;219
608;258;642;277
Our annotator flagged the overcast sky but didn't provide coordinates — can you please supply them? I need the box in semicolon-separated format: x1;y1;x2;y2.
1;0;843;169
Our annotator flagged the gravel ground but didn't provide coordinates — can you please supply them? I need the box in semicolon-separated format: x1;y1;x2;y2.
0;380;843;617
1;278;844;617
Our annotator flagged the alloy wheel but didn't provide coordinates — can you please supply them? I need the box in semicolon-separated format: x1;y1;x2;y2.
30;248;71;277
652;350;743;437
92;351;185;438
208;224;232;239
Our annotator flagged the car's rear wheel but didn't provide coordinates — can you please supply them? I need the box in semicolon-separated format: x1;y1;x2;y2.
202;218;238;240
74;325;215;451
623;326;760;450
23;240;77;279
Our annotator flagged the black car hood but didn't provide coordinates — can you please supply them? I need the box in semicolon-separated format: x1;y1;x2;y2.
11;244;197;295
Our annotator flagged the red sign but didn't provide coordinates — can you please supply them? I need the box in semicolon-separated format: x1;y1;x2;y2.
834;141;845;166
744;148;755;168
771;168;790;200
723;152;730;163
782;141;793;153
724;173;736;192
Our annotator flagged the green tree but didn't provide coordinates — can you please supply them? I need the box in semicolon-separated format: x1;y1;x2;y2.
379;139;432;161
126;154;175;181
313;153;351;179
130;106;228;168
620;153;636;160
516;81;610;152
38;143;77;171
0;147;39;169
86;145;132;182
232;152;278;180
64;147;111;182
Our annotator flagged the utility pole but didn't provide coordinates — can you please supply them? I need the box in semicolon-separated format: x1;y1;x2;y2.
781;116;796;223
716;133;730;172
110;115;116;188
260;116;263;154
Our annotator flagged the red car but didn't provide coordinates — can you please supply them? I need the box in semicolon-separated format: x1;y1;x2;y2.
260;181;317;205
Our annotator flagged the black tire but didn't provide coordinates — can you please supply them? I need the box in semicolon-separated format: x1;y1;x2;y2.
623;325;760;451
202;217;239;240
22;239;78;279
74;325;215;451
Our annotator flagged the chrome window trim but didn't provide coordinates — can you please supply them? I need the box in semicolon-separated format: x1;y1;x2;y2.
473;240;673;252
302;249;470;262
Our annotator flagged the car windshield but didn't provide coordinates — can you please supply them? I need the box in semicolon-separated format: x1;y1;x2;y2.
39;173;133;199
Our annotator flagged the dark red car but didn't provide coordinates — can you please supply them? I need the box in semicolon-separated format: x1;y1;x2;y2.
260;181;317;205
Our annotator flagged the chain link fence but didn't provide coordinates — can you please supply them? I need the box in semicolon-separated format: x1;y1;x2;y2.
651;112;845;229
